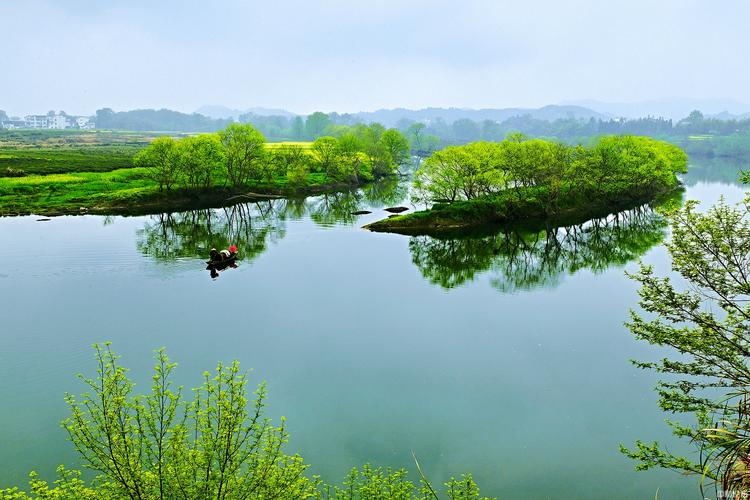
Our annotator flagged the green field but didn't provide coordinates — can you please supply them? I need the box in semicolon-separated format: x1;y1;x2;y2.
0;167;340;216
0;130;160;176
0;130;313;177
0;129;376;215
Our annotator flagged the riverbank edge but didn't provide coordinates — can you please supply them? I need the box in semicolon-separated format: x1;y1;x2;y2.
364;184;683;237
0;178;376;217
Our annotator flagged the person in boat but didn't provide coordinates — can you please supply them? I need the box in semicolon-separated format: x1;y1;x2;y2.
209;245;238;262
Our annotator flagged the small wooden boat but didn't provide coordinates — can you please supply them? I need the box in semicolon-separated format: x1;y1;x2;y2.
205;252;238;268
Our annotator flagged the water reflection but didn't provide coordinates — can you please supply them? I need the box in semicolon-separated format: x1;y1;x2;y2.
409;203;671;292
683;156;748;186
136;202;286;264
136;177;411;263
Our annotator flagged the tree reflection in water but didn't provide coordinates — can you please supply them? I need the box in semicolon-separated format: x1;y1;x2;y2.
136;201;287;264
409;203;671;293
136;176;412;263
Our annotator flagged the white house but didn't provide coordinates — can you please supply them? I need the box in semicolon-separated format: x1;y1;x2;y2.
47;114;70;129
24;115;49;128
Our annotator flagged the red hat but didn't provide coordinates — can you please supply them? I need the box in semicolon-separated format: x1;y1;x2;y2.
229;245;237;253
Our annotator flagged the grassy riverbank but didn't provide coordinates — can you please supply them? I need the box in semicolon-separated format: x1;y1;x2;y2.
0;125;411;216
0;132;322;216
0;167;359;216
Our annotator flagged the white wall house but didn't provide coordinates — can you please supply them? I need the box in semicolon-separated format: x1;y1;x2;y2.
2;113;94;129
48;114;70;129
24;115;49;128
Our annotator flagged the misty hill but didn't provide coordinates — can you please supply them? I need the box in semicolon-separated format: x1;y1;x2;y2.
563;98;750;120
349;105;607;127
194;104;608;126
196;105;296;120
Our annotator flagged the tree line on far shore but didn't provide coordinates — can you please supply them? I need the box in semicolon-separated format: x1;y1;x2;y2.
134;123;410;191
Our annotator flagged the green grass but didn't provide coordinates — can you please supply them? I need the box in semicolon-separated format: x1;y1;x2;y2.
0;131;353;215
0;130;161;176
0;147;141;175
0;168;356;216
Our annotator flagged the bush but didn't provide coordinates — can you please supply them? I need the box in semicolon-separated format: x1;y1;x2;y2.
0;346;492;499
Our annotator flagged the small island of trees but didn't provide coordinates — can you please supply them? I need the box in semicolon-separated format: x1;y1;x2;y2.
366;134;688;234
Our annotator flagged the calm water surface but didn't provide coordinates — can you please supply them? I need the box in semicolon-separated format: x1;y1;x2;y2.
0;162;746;498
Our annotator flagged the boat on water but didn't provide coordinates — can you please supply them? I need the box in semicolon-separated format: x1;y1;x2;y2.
205;252;237;269
206;245;238;269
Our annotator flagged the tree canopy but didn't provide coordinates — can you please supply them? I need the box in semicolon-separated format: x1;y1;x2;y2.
412;135;687;213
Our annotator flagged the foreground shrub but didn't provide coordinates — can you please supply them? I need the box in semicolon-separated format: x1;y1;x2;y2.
1;345;491;499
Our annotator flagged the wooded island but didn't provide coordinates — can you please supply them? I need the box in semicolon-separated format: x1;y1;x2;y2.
366;135;688;234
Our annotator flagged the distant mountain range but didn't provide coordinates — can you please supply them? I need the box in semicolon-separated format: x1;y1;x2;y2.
561;98;750;121
348;105;607;127
195;105;296;120
195;104;607;125
196;99;750;125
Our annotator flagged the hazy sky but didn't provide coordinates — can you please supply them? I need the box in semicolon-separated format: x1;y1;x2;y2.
2;0;749;116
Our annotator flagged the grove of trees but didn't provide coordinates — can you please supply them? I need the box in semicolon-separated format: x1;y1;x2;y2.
133;123;410;192
412;135;688;217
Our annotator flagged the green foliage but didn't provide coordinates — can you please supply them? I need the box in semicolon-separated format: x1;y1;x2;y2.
306;127;408;183
398;135;687;229
0;466;108;499
175;134;225;190
305;112;333;139
622;192;750;495
311;465;492;500
133;136;178;191
272;144;310;185
218;123;267;186
0;346;490;499
63;344;312;499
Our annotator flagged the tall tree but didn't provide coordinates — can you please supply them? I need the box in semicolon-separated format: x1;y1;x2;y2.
133;136;179;191
291;116;304;140
218;123;266;185
304;112;332;139
622;188;750;497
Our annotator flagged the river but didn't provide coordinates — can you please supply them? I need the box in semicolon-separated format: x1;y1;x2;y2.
0;159;746;498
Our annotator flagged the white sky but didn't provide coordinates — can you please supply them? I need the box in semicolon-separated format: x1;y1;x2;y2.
1;0;748;116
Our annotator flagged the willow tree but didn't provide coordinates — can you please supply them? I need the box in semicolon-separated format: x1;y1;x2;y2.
176;134;225;190
218;123;266;186
622;190;750;497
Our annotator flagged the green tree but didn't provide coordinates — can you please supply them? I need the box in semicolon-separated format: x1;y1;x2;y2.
406;123;426;152
133;136;179;191
46;344;312;499
218;123;266;186
291;116;305;140
621;191;750;496
176;134;225;190
0;347;493;499
310;137;346;179
379;129;411;169
305;112;332;139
